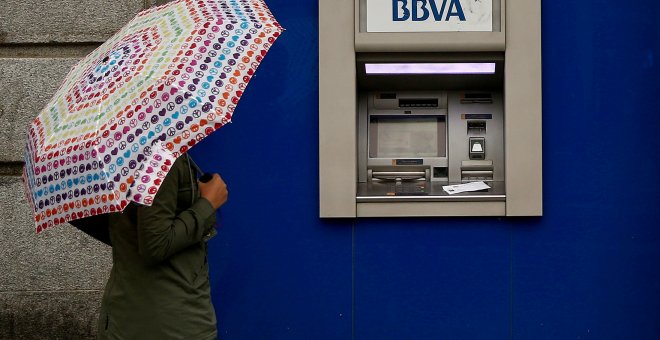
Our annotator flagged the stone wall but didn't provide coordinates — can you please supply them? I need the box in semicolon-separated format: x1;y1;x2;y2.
0;1;171;338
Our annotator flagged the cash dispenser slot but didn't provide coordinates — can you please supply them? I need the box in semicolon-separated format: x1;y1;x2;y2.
461;160;494;182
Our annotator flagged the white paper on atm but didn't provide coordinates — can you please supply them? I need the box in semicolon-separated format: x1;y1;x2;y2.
443;181;491;195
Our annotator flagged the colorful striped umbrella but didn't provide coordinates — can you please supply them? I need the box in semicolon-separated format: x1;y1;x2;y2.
22;0;283;233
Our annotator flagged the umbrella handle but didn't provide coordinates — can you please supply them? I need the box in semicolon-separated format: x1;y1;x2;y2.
199;173;213;183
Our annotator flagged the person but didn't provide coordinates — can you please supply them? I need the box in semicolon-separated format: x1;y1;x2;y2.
97;154;228;340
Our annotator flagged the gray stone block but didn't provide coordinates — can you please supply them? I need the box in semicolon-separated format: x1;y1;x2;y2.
0;290;103;340
0;58;78;162
0;0;145;43
0;177;112;292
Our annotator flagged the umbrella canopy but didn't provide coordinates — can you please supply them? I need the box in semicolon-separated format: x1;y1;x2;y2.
23;0;283;233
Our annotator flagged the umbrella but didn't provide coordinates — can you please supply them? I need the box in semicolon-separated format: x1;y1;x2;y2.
22;0;283;234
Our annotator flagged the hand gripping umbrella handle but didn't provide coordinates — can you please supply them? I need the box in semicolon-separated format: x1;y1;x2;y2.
186;155;221;234
197;172;222;235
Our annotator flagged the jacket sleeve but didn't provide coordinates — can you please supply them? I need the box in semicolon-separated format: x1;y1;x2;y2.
136;160;216;265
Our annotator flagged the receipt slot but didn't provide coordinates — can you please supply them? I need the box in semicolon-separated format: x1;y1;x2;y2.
319;0;542;217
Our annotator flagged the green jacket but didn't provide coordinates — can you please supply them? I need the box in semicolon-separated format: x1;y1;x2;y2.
98;155;217;340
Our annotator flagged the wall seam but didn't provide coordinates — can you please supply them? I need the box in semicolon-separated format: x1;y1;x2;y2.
0;290;104;294
0;162;25;177
351;220;356;340
509;226;514;340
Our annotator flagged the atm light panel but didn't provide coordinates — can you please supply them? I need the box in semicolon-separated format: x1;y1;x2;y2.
365;63;496;75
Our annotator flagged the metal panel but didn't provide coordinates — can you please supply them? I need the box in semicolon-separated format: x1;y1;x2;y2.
321;0;541;217
355;0;506;52
504;0;543;216
447;92;505;183
319;0;357;217
357;201;506;217
355;32;505;52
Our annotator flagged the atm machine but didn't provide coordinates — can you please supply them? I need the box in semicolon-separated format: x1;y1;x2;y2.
318;0;542;217
357;89;505;202
353;51;510;210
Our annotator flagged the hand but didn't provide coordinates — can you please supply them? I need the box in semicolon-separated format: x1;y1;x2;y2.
198;173;228;210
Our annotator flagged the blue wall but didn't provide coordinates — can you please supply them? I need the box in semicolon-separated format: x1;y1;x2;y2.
190;1;660;339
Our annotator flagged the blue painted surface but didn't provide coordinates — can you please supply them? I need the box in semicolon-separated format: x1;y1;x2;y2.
190;1;660;339
512;2;660;339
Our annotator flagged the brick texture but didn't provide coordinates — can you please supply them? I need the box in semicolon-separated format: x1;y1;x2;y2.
0;0;145;44
0;58;79;162
0;291;103;340
0;177;112;292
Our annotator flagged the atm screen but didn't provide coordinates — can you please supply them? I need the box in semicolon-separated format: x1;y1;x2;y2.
369;116;446;158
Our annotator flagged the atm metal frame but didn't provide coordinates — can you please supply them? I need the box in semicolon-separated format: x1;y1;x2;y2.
319;0;542;217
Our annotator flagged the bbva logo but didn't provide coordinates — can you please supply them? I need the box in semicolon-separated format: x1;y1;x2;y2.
392;0;466;22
